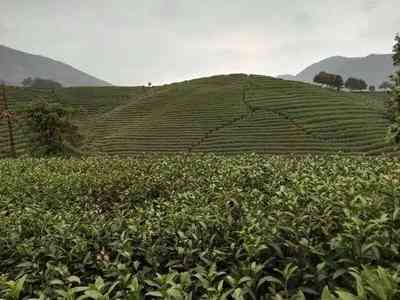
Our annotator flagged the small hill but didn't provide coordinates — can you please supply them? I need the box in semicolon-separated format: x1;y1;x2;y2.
0;45;111;87
0;74;397;157
278;54;396;87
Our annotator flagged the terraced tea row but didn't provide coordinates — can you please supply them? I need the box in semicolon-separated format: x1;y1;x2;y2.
0;86;148;157
191;110;331;153
88;75;249;154
0;74;396;156
242;76;394;154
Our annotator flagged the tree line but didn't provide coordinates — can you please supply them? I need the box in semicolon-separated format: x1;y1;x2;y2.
313;73;392;92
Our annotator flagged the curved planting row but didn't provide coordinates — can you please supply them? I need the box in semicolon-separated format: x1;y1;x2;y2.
87;75;249;154
0;75;396;156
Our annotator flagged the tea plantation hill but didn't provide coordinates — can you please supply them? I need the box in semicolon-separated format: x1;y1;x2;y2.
0;74;398;157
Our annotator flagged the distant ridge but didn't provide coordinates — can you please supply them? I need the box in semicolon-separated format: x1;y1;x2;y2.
0;45;111;87
278;54;397;87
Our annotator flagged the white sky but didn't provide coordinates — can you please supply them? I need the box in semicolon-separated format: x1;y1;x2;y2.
1;0;399;85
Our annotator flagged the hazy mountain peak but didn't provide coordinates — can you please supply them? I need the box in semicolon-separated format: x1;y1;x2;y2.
0;45;111;87
278;53;395;86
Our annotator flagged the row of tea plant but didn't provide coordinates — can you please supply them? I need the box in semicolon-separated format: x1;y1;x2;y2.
0;154;399;299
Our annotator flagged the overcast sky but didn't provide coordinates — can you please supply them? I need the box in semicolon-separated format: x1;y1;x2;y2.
1;0;399;85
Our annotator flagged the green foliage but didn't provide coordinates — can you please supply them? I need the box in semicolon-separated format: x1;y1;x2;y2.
386;116;400;144
386;33;400;144
393;34;400;66
0;275;27;299
345;78;368;91
23;98;83;157
322;267;400;300
1;154;400;298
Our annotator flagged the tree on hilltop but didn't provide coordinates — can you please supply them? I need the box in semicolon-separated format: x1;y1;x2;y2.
313;71;333;86
345;77;368;91
313;71;343;91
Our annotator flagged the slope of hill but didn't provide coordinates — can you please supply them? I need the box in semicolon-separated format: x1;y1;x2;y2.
0;86;147;157
0;74;397;158
0;45;111;87
278;54;396;87
276;74;297;81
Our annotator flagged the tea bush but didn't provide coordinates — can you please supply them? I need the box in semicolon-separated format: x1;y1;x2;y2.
0;154;399;299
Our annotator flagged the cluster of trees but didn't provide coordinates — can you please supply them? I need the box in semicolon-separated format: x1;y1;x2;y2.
314;72;381;92
22;77;63;89
313;72;344;91
344;77;368;91
387;34;400;144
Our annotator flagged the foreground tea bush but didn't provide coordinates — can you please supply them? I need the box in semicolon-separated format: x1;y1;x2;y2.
0;154;400;299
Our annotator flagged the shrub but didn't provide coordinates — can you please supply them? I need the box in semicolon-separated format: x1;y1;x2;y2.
0;154;400;298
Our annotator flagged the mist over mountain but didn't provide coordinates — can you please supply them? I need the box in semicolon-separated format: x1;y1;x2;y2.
0;45;111;87
278;54;396;87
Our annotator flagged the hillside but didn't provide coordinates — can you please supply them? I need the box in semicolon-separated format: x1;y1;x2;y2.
0;74;397;157
278;54;396;87
0;45;111;87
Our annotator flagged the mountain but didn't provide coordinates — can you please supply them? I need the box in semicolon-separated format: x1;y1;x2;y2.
0;45;111;87
278;54;396;87
1;74;397;158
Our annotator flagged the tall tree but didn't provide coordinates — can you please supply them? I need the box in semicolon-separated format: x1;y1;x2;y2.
24;99;83;157
386;34;400;144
